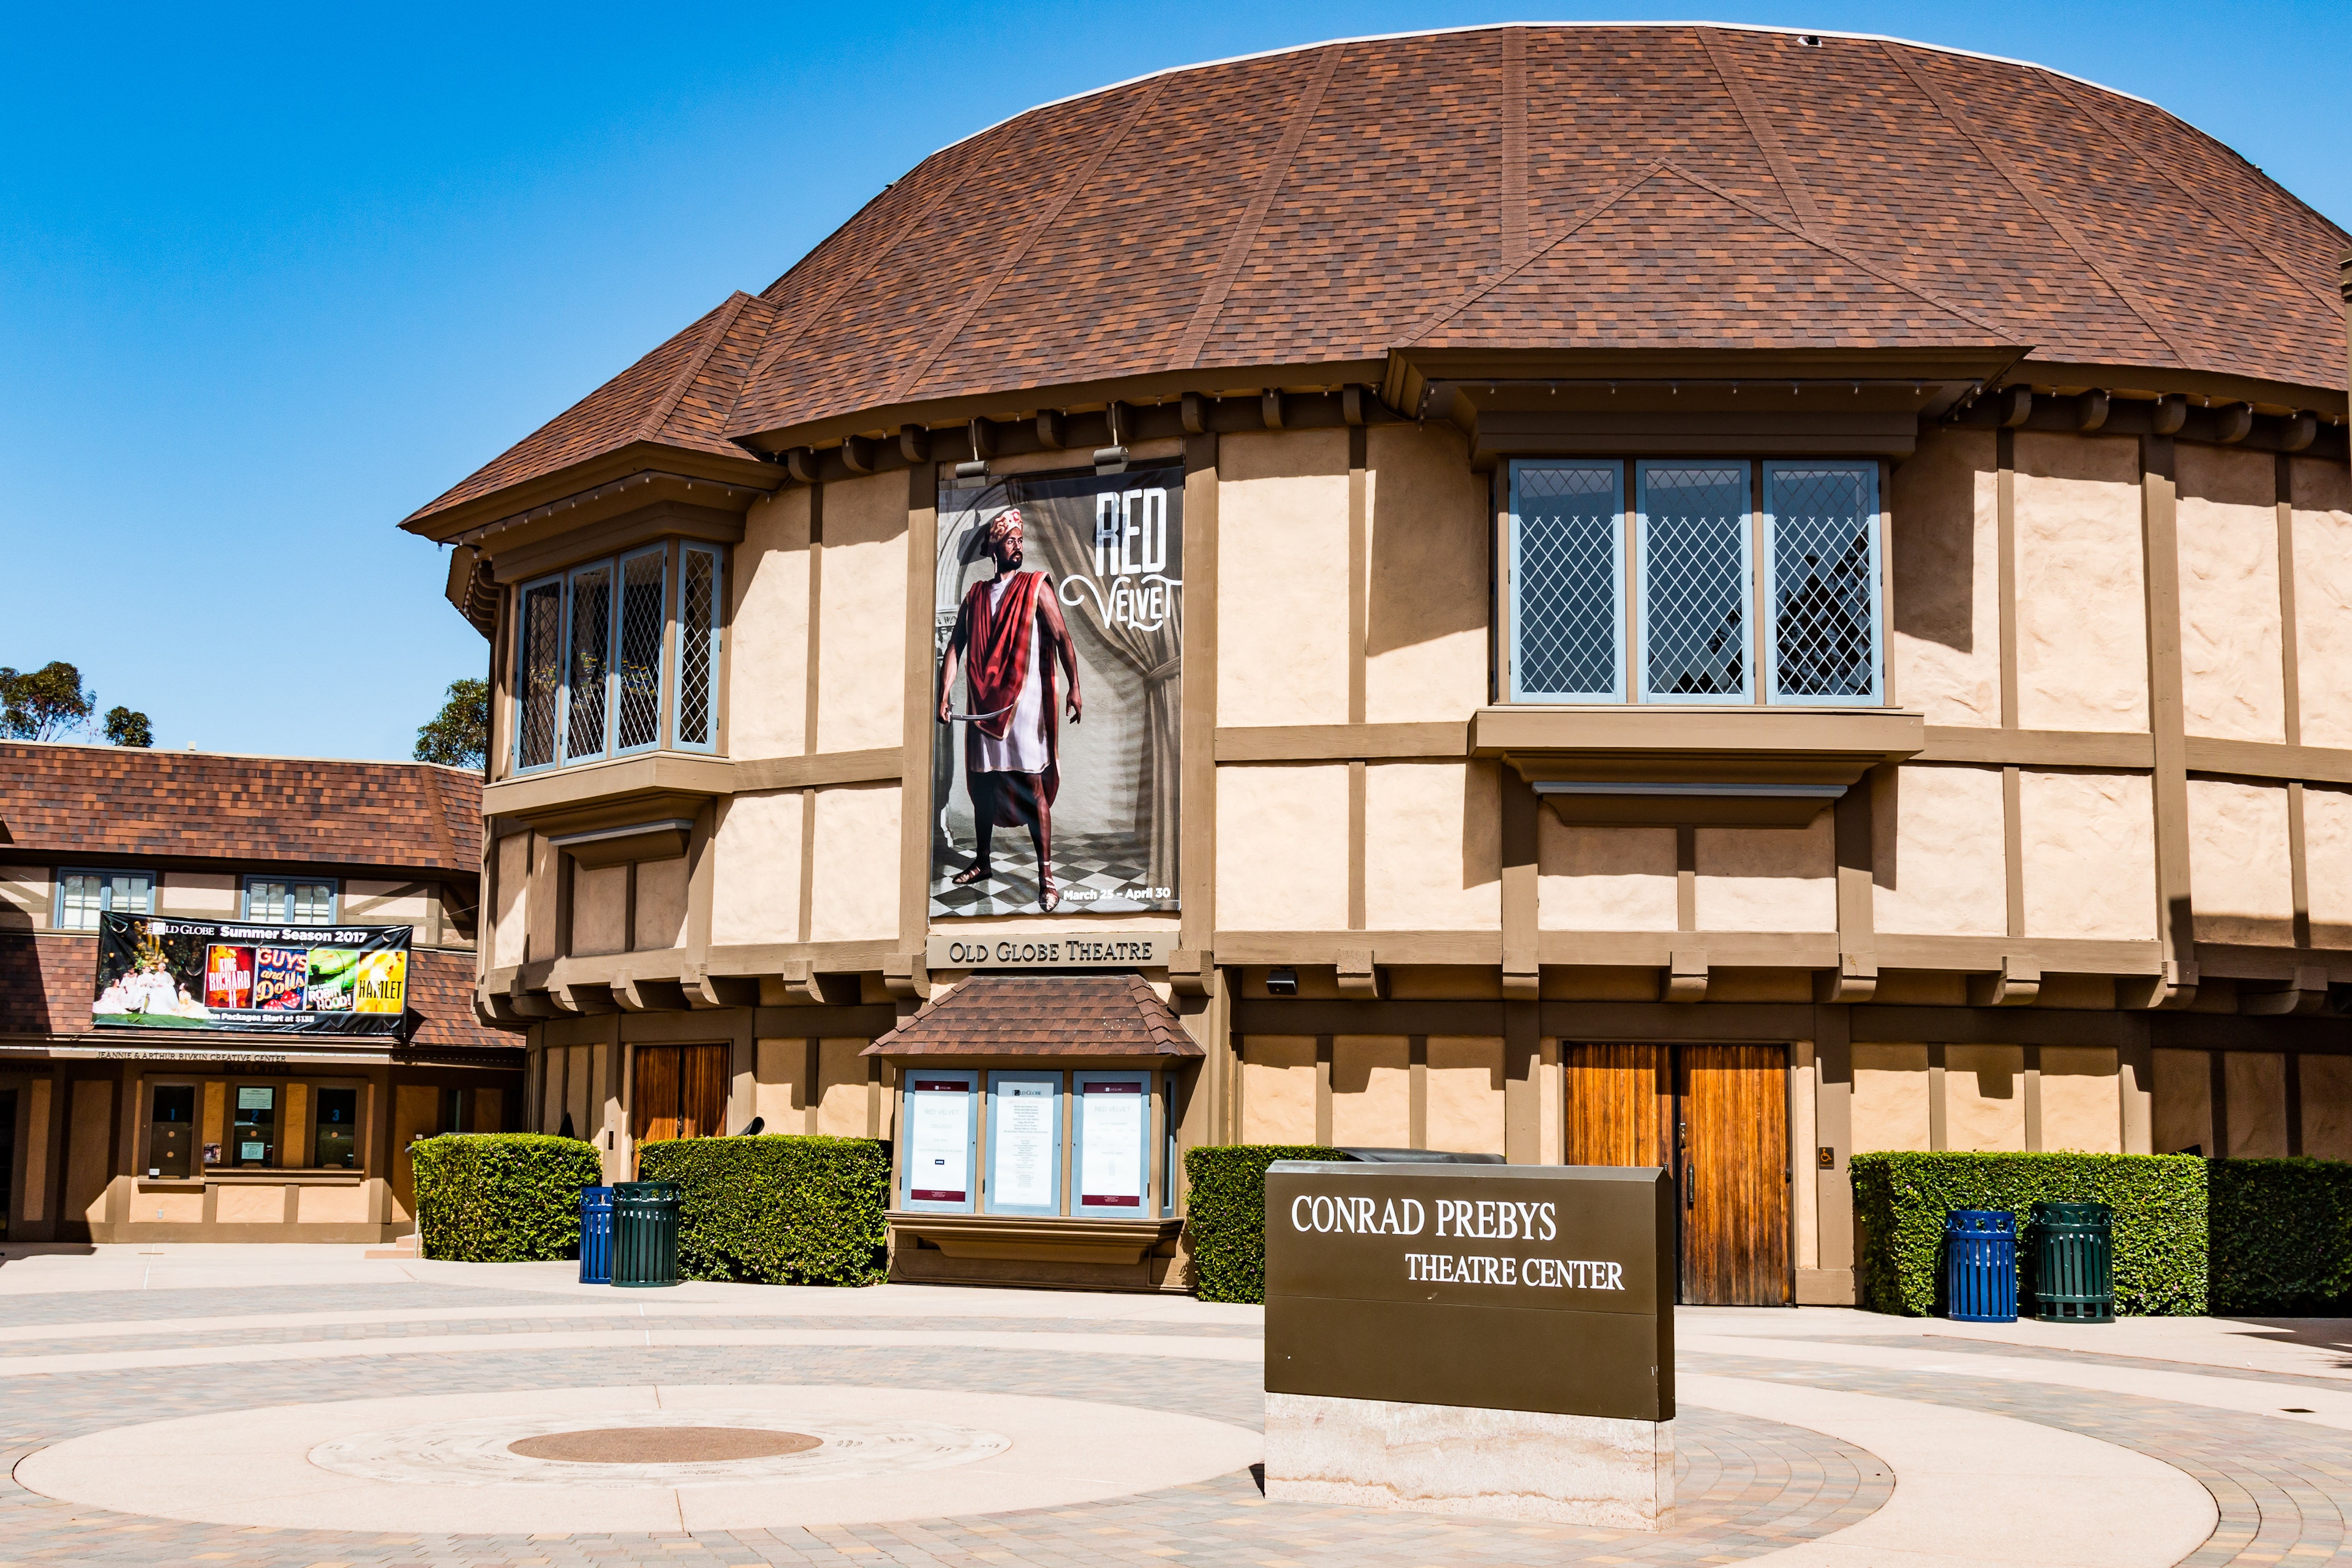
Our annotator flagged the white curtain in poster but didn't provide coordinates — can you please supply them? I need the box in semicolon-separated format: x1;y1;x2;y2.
1079;1081;1145;1208
992;1080;1057;1209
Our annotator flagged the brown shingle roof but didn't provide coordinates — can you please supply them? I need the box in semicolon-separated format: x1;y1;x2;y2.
1;743;480;876
864;973;1202;1058
409;25;2351;529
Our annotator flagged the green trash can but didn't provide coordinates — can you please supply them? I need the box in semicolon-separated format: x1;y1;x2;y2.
2029;1200;2114;1323
612;1180;681;1288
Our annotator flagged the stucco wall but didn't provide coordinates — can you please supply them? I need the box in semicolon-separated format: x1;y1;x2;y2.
1427;1036;1504;1155
2019;769;2155;939
2225;1052;2288;1157
1944;1044;2024;1152
2305;784;2352;947
807;783;900;943
2013;433;2147;732
1242;1036;1316;1142
571;864;628;957
2292;457;2352;745
817;1039;869;1136
729;487;811;758
1537;820;1676;930
1890;426;2000;726
1365;424;1487;722
2151;1048;2212;1155
1216;763;1349;930
712;789;804;946
813;473;907;754
2176;443;2285;742
1330;1035;1410;1145
1363;761;1501;930
2185;777;2294;945
494;832;530;967
1874;763;2005;937
2041;1047;2122;1153
1692;819;1834;932
1219;429;1350;726
1852;1042;1929;1152
633;857;688;951
2303;1054;2352;1161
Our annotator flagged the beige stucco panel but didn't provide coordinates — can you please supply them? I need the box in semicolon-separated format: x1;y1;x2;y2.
815;472;908;754
1943;1044;2024;1152
494;832;530;968
216;1186;284;1224
1889;425;2000;726
1364;761;1501;930
2185;777;2293;946
2226;1052;2289;1158
729;488;811;760
1365;424;1487;722
817;1039;869;1136
2013;432;2147;732
571;864;628;957
809;783;902;943
298;1185;370;1224
162;872;239;916
2302;1053;2352;1161
2293;457;2352;747
712;789;805;946
2176;443;2285;742
1330;1036;1410;1146
1216;763;1350;930
2305;785;2352;946
632;857;688;952
1874;763;2005;937
1219;429;1350;726
1694;818;1834;932
2151;1048;2212;1156
1427;1036;1504;1155
1243;1036;1317;1144
1537;820;1676;932
2040;1047;2121;1154
2019;769;2155;940
0;864;47;928
753;1039;804;1130
1852;1043;1929;1153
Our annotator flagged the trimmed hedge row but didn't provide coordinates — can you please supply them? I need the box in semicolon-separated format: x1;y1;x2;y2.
412;1133;603;1262
1852;1151;2352;1317
1182;1143;1342;1303
637;1134;889;1287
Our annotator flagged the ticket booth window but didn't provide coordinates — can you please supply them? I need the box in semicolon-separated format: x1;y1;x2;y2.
233;1086;276;1167
149;1084;195;1178
314;1088;359;1169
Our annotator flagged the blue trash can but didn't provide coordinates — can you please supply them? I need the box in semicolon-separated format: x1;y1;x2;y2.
578;1186;614;1285
1943;1208;2017;1322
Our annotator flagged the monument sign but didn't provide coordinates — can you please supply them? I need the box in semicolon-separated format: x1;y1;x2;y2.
1262;1161;1675;1528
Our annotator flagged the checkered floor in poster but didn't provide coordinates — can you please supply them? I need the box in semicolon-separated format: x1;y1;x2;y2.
929;830;1168;917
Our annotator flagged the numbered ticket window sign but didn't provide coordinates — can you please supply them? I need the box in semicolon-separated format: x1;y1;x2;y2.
900;1071;978;1213
985;1071;1063;1216
1074;1072;1151;1211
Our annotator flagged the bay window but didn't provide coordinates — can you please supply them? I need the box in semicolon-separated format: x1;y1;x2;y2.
513;540;725;772
1507;458;1883;706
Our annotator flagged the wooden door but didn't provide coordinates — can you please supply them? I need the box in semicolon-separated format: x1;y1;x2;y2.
1678;1044;1790;1306
1561;1044;1670;1167
632;1044;730;1153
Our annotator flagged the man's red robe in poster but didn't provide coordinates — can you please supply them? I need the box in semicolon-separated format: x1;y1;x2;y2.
956;567;1059;825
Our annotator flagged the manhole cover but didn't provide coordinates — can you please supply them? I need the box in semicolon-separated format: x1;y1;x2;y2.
508;1427;823;1464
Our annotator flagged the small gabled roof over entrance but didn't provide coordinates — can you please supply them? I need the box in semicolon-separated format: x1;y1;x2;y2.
862;973;1202;1058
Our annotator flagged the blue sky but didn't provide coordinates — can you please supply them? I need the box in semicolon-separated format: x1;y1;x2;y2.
5;2;2345;763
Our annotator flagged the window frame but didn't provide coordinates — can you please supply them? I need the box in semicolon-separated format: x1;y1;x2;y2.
512;572;567;775
1760;460;1886;707
55;867;154;931
241;875;339;927
509;540;726;774
559;557;616;765
1634;458;1756;706
674;542;725;754
611;543;670;757
1507;458;1627;703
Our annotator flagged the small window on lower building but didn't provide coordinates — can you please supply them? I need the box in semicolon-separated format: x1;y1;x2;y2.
56;869;154;931
244;877;337;925
233;1085;277;1167
314;1087;360;1169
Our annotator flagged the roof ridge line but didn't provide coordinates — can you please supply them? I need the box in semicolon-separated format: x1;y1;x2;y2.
1173;43;1346;369
1692;25;1822;236
638;291;753;443
1877;41;2190;366
895;74;1175;404
1658;160;2007;337
1395;160;1670;349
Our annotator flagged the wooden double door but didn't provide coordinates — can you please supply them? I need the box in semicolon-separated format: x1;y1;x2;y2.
1562;1042;1790;1305
631;1044;730;1160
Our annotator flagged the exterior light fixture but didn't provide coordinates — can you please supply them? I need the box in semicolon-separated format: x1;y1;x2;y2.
1266;967;1300;996
1093;445;1129;475
954;459;989;480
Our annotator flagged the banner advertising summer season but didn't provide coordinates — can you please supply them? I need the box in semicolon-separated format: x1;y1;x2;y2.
932;464;1181;916
93;913;412;1035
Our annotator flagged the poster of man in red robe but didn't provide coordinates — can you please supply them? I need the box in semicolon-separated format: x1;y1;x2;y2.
932;466;1182;916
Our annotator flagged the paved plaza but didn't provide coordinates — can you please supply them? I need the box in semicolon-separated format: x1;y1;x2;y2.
0;1246;2346;1565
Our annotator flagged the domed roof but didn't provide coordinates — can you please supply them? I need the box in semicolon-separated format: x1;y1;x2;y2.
409;24;2348;530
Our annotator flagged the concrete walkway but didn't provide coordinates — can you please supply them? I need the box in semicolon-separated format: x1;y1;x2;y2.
0;1244;2335;1566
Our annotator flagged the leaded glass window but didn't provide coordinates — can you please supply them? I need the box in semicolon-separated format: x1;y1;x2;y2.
616;548;668;752
1765;462;1882;704
511;543;720;773
563;563;612;762
1510;461;1623;701
1637;462;1753;703
677;546;720;750
515;579;563;769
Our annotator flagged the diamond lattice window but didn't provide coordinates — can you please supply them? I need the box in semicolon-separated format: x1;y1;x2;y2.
1766;464;1880;702
564;564;611;761
516;581;564;769
677;548;718;748
1512;462;1622;699
511;543;725;774
1639;464;1751;700
615;551;667;751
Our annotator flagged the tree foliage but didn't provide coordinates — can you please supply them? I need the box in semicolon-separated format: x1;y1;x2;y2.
414;677;489;769
1;662;96;741
103;706;153;747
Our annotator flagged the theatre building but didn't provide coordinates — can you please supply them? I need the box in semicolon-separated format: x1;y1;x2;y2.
402;26;2352;1302
0;743;519;1243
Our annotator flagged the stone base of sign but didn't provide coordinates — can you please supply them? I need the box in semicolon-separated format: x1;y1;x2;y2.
1262;1391;1673;1529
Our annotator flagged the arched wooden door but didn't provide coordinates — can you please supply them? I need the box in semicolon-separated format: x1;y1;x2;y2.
631;1044;730;1167
1561;1041;1790;1305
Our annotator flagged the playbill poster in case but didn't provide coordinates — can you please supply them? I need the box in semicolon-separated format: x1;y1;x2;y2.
93;913;412;1035
932;464;1180;917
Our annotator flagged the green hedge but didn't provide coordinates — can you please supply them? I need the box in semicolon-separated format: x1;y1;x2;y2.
2209;1158;2352;1314
412;1133;603;1262
636;1134;889;1287
1851;1152;2207;1316
1182;1144;1341;1303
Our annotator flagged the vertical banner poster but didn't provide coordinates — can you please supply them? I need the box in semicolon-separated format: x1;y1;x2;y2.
932;464;1181;916
94;914;411;1035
